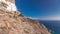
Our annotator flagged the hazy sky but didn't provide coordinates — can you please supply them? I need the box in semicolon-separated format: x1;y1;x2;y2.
16;0;60;20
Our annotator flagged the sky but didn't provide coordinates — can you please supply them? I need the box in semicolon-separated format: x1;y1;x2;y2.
15;0;60;20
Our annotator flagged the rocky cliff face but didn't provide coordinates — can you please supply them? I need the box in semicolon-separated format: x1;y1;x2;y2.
0;10;51;34
0;0;51;34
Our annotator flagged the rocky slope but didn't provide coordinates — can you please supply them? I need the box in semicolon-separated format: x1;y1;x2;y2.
0;9;51;34
0;0;51;34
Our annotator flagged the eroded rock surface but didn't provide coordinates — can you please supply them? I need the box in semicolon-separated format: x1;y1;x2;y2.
0;0;51;34
0;10;51;34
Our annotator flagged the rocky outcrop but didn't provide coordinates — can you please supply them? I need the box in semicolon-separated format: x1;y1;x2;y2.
0;10;51;34
0;0;51;34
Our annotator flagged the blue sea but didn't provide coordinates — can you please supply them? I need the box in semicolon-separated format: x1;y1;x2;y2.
40;20;60;34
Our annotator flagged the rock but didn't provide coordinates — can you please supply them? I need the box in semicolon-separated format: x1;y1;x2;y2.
0;10;51;34
0;0;51;34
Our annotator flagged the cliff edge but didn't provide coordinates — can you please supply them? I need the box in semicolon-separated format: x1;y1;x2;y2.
0;0;51;34
0;10;51;34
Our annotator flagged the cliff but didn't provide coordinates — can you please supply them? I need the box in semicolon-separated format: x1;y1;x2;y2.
0;10;51;34
0;0;51;34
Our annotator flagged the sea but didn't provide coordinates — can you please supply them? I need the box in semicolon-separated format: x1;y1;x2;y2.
40;20;60;34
